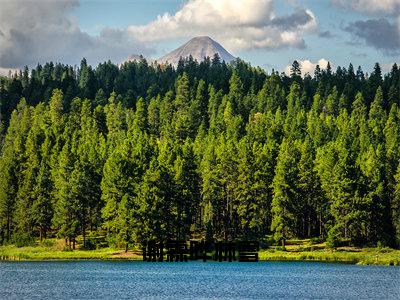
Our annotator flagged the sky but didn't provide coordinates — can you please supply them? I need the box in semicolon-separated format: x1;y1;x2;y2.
0;0;399;76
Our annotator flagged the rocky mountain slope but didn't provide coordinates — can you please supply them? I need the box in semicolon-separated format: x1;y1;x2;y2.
157;36;235;66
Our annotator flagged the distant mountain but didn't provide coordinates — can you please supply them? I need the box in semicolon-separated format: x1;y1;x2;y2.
157;36;235;66
126;54;145;62
125;54;154;64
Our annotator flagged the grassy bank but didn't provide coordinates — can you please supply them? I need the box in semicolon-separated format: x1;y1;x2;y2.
259;239;400;265
0;238;142;260
0;245;143;261
259;248;400;266
1;239;399;265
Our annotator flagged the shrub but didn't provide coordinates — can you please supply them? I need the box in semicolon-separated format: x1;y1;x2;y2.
82;236;97;250
261;236;275;248
11;233;36;247
63;246;73;252
275;245;286;251
41;239;55;247
310;237;324;245
326;227;340;249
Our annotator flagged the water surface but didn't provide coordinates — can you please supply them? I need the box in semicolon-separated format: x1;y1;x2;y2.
0;261;399;299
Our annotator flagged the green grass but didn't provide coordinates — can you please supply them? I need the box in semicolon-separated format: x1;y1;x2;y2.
259;240;400;266
0;238;142;261
0;245;135;260
1;238;399;265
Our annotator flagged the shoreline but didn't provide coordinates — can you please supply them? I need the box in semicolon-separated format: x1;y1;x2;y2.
1;246;399;266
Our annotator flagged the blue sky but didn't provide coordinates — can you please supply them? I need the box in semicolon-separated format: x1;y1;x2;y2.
0;0;399;75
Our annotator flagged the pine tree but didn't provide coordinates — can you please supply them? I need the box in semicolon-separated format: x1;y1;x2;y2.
200;137;224;240
393;163;400;246
173;73;193;140
234;138;272;238
94;88;107;107
32;136;53;241
76;100;106;243
0;100;31;242
52;140;78;248
325;86;338;115
137;157;176;241
228;70;244;115
173;139;200;239
79;58;96;100
368;87;386;145
101;130;151;248
133;97;147;131
191;79;208;129
147;95;160;136
15;104;46;238
290;60;302;82
271;138;300;245
297;137;327;237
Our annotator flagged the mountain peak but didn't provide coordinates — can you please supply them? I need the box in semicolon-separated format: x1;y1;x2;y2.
158;36;235;67
189;36;214;42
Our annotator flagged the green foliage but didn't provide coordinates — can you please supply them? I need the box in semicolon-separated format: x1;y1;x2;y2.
271;138;300;244
0;59;399;249
326;229;340;248
11;233;36;247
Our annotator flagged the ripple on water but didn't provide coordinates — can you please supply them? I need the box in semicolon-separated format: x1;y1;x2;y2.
0;261;399;299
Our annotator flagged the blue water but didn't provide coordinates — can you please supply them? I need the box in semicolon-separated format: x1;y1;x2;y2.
0;261;399;299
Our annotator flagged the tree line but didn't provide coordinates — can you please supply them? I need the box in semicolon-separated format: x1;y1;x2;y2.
0;56;399;249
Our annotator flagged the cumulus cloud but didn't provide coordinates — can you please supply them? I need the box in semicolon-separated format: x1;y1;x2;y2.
333;0;400;55
127;0;318;51
345;18;400;55
332;0;400;16
0;0;153;69
284;59;330;77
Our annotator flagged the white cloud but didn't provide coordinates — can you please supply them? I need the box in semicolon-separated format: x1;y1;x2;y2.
0;0;320;69
0;67;19;77
284;58;330;76
127;0;318;52
381;62;399;72
332;0;400;15
0;0;153;69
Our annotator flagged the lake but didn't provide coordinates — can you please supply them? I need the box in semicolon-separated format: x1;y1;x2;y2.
0;261;399;299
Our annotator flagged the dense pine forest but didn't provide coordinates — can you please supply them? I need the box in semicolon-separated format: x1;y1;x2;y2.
0;55;399;250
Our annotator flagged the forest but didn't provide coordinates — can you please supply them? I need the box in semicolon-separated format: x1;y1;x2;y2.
0;55;399;250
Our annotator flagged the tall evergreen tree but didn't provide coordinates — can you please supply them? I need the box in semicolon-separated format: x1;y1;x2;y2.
271;138;300;245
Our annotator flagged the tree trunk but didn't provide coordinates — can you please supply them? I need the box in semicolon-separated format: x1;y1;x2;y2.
177;210;181;239
224;185;229;241
83;227;86;249
125;243;129;253
319;212;322;237
7;216;10;241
